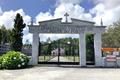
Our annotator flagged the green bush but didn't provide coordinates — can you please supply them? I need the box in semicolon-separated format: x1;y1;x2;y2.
0;51;29;69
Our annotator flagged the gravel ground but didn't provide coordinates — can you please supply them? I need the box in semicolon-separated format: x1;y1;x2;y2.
0;65;120;80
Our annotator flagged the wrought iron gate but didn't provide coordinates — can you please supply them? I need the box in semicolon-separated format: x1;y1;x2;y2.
38;39;79;65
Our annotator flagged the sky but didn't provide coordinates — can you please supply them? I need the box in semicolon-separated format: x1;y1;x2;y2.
0;0;120;44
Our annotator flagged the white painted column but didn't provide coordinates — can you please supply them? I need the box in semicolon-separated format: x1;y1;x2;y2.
79;32;86;67
30;33;39;65
94;33;103;67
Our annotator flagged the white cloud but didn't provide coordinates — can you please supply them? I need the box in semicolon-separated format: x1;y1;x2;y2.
1;0;120;43
39;34;79;42
23;33;32;44
0;7;2;15
23;26;29;35
92;0;120;9
54;3;93;21
0;10;14;28
36;2;93;23
90;3;120;26
33;0;93;43
90;3;105;15
24;0;120;43
0;8;31;29
35;12;54;23
0;8;31;44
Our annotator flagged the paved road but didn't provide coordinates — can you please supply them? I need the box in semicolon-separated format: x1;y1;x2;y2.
0;66;120;80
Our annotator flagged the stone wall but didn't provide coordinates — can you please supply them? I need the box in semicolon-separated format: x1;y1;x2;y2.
0;44;11;55
0;44;32;56
21;48;32;56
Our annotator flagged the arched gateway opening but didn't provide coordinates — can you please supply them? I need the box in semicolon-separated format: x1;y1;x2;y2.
28;13;106;67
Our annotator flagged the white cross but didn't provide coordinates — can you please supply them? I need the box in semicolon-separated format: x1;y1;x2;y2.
64;12;69;22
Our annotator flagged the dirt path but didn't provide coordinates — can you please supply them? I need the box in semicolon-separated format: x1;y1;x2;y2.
48;56;73;62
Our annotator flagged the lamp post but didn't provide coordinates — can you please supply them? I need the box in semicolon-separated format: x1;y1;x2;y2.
67;41;71;60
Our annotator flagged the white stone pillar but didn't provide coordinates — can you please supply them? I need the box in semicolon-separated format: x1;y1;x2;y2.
79;32;86;67
30;33;39;65
94;33;103;67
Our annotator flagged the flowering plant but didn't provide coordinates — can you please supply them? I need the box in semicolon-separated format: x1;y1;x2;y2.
0;51;29;69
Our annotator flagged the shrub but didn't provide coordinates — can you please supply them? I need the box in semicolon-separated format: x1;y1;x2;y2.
0;51;29;69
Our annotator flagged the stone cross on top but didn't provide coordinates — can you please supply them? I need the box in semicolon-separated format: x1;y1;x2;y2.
64;12;69;22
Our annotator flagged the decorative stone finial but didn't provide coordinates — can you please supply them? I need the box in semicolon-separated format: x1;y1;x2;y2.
64;12;69;22
101;18;103;26
31;18;33;25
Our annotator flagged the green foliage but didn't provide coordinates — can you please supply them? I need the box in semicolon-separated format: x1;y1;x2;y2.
7;29;13;44
11;13;26;51
86;34;94;61
0;51;29;69
0;25;12;44
102;20;120;47
47;43;52;55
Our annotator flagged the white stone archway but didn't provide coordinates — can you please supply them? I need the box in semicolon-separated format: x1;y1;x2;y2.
28;14;106;67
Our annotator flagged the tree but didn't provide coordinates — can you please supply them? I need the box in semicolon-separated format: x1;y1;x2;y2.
11;13;26;51
46;37;52;55
0;27;2;44
0;25;8;45
102;20;120;48
7;29;13;44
